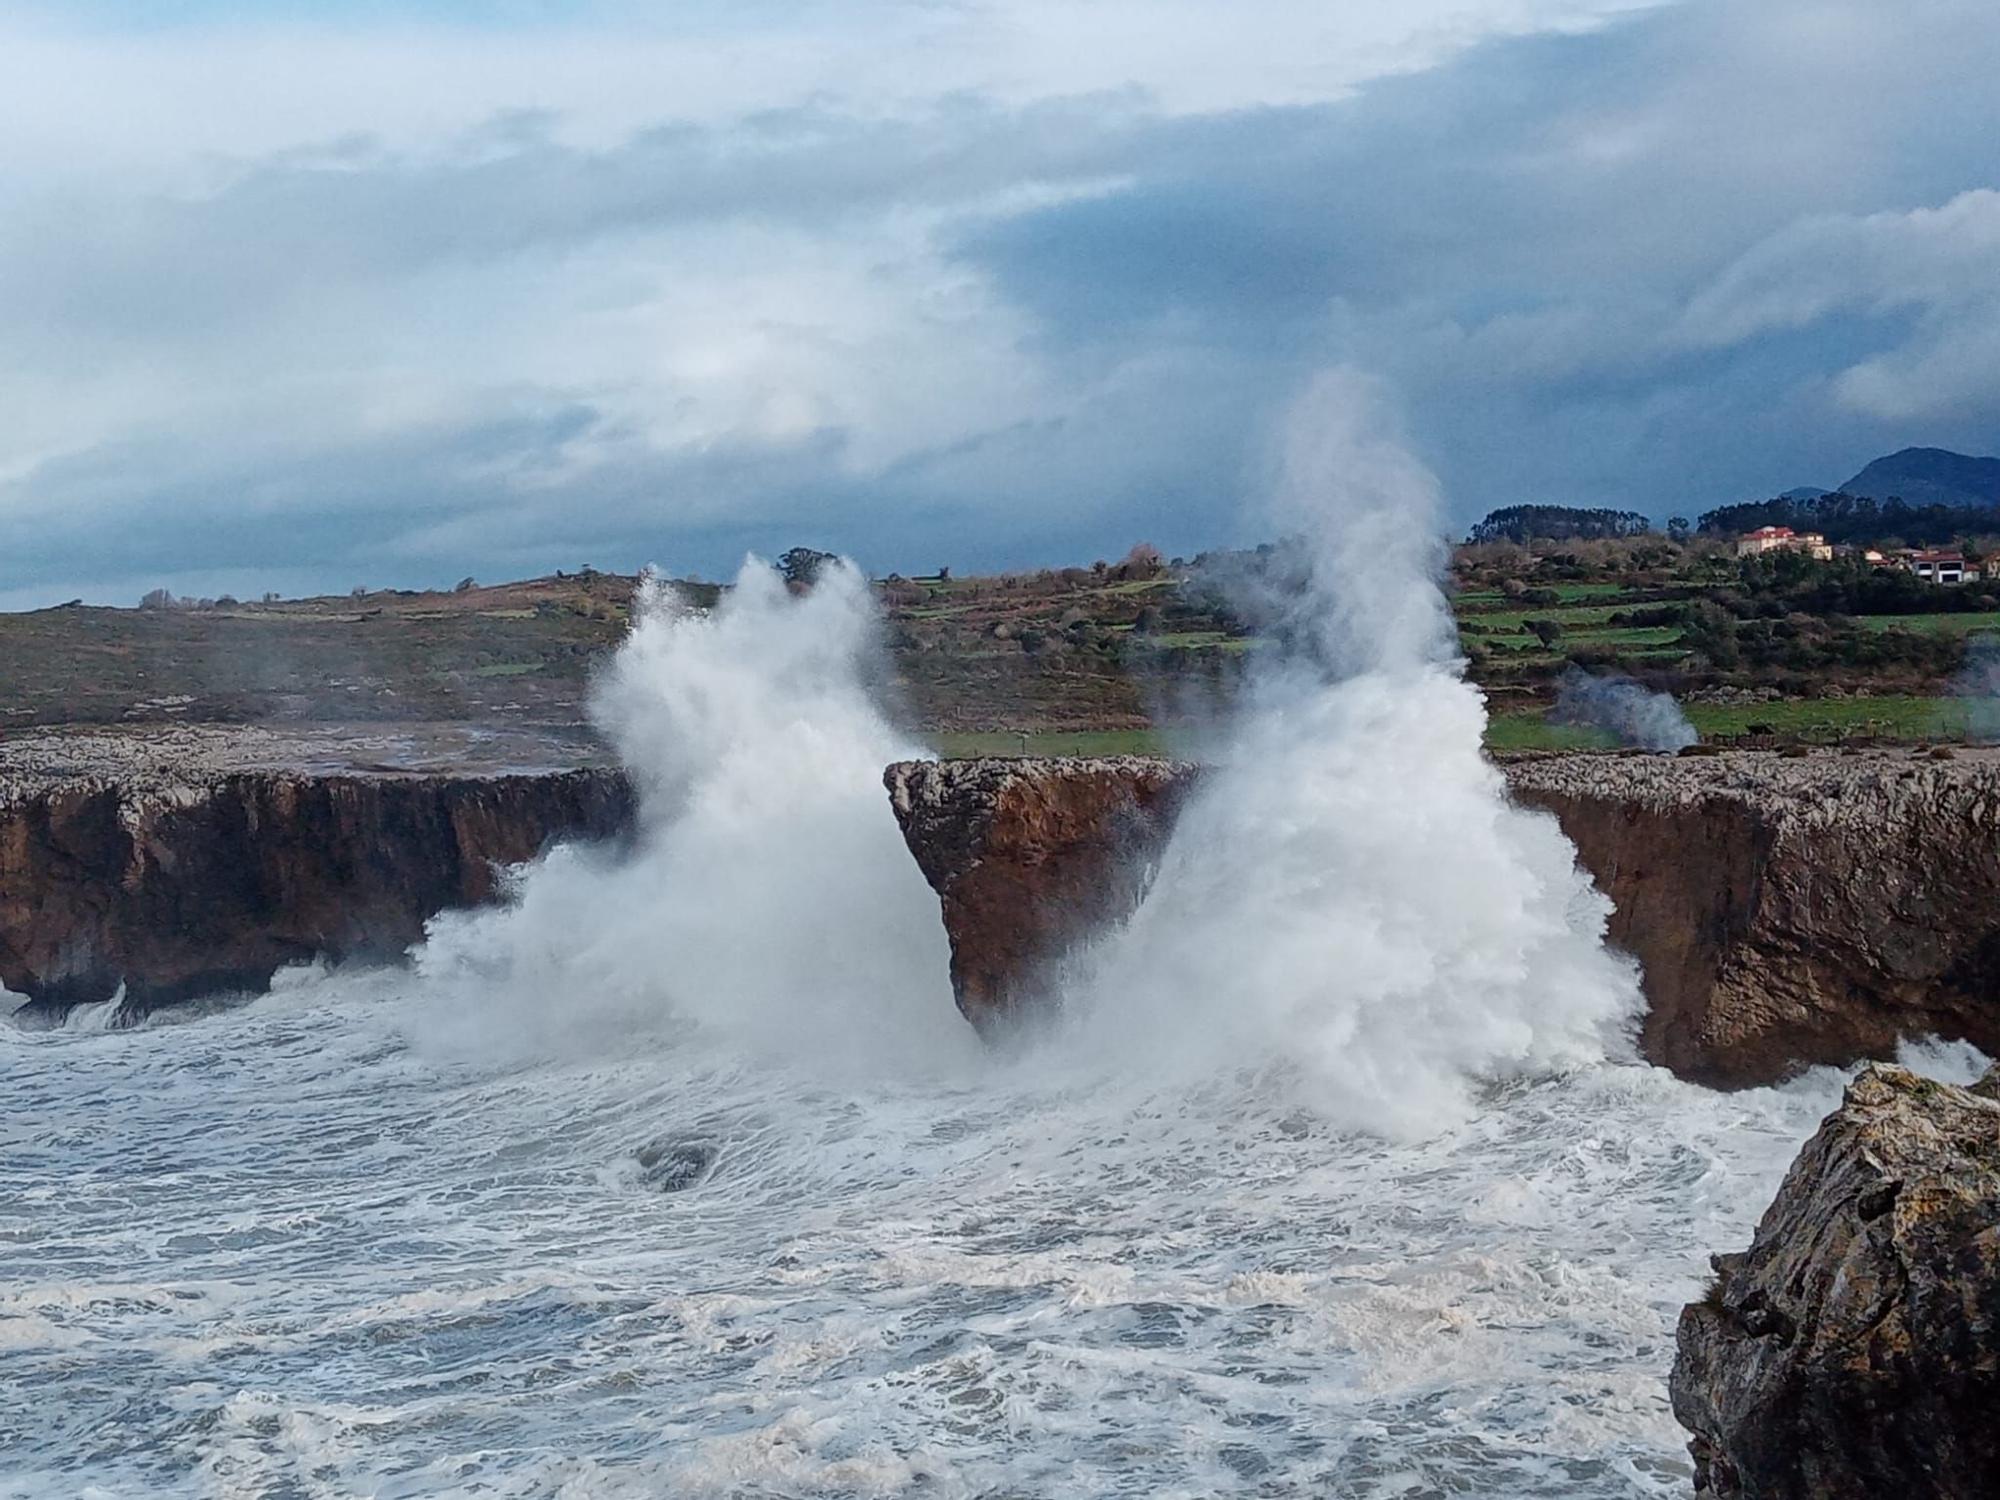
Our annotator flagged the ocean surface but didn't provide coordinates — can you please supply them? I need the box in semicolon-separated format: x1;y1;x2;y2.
7;976;1975;1500
5;534;1979;1499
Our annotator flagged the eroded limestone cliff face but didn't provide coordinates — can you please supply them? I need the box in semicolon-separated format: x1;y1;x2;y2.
1671;1063;2000;1498
885;751;2000;1084
1;744;632;1011
884;757;1197;1034
1508;751;2000;1085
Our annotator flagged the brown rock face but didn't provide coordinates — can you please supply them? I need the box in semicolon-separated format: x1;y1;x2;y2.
0;770;633;1012
883;757;1197;1034
1671;1063;2000;1498
884;751;2000;1084
1506;752;2000;1086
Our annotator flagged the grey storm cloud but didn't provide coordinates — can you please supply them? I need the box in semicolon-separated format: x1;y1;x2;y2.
1677;189;2000;421
1;98;1159;344
2;0;1997;605
941;0;2000;520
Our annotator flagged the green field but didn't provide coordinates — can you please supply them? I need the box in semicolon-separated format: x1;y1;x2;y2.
1482;713;1618;753
1465;604;1633;632
946;700;1982;758
466;661;545;678
1537;582;1639;602
1688;696;1966;739
1486;694;1973;752
1558;625;1685;648
1854;612;2000;635
7;547;1994;751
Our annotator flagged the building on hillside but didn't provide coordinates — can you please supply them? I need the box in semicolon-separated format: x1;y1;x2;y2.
1908;550;1967;585
1736;525;1792;556
1736;526;1833;561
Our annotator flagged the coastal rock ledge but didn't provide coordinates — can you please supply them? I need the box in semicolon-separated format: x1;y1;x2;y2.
1;727;632;1012
885;750;2000;1085
1672;1063;2000;1499
884;756;1197;1035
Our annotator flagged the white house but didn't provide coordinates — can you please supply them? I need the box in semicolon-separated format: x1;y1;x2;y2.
1908;550;1967;585
1736;526;1833;561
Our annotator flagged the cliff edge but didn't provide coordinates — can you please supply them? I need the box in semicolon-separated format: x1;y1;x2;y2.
0;725;632;1012
886;750;2000;1084
1508;750;2000;1084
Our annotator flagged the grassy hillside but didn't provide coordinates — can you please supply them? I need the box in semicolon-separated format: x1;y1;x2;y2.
4;542;1997;753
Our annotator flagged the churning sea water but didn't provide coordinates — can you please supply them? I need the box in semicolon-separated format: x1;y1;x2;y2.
6;386;1973;1498
6;975;1955;1500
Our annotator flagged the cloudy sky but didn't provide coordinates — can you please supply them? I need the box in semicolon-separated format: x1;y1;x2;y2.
4;0;1996;606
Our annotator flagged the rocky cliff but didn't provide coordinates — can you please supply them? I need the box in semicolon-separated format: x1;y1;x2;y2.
1671;1063;2000;1498
1;726;632;1013
885;750;2000;1084
1508;751;2000;1085
16;729;2000;1072
885;757;1197;1034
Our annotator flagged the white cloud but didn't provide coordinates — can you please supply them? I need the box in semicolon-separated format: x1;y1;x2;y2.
0;1;1664;172
0;0;1672;604
1679;189;2000;419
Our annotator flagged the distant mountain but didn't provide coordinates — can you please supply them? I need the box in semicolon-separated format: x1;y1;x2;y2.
1780;486;1830;501
1838;447;2000;509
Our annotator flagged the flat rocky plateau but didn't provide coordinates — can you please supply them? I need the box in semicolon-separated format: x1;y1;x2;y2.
1503;741;2000;811
0;721;613;801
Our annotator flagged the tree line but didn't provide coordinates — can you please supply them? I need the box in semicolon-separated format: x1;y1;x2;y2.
1692;492;2000;547
1467;506;1656;544
1470;493;2000;548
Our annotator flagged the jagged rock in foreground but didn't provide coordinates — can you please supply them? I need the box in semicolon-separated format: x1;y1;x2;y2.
885;750;2000;1084
1;726;631;1012
884;757;1197;1033
1672;1064;2000;1498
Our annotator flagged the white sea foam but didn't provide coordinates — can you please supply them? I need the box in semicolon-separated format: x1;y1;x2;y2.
10;978;1973;1498
59;989;129;1033
412;558;974;1077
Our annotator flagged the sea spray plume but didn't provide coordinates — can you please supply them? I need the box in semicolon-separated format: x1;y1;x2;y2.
414;559;974;1073
1953;632;2000;742
1552;668;1698;751
1071;370;1641;1138
1270;373;1458;677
